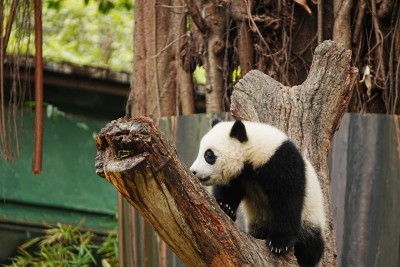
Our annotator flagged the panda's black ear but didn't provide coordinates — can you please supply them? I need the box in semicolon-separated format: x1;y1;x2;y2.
211;118;222;127
230;120;248;143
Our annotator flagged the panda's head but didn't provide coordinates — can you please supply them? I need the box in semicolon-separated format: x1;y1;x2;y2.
190;120;248;186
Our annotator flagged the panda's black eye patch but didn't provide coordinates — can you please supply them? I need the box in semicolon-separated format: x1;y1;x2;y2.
204;149;217;165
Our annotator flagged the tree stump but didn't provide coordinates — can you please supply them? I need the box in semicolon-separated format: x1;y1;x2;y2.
95;40;357;266
231;40;358;266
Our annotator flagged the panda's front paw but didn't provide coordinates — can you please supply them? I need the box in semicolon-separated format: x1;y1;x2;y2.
266;234;297;255
218;202;236;221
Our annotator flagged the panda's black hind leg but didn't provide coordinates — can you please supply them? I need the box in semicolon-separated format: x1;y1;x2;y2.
294;227;324;267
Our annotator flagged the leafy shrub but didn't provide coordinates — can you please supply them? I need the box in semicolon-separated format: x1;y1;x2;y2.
5;223;118;267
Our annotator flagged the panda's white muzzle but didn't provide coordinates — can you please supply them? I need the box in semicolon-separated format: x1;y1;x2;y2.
191;170;211;184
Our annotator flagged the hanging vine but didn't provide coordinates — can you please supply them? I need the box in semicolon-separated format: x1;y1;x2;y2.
180;0;399;114
350;0;400;113
0;0;33;160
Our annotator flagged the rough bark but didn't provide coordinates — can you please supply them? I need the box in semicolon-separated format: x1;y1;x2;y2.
231;0;254;76
203;1;228;112
177;64;195;115
231;40;358;266
124;1;190;265
332;0;352;49
177;17;195;115
127;0;185;118
97;40;357;266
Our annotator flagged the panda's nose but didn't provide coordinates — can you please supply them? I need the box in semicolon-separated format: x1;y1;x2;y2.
192;170;197;176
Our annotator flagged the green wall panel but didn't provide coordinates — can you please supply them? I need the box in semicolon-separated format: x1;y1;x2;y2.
0;112;117;230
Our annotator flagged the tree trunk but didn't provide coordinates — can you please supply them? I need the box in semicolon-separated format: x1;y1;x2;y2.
97;40;357;266
332;0;352;49
203;1;228;112
127;0;187;118
124;1;191;265
231;0;254;76
231;40;358;266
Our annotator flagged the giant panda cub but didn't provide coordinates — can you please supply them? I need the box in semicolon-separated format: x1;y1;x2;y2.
190;119;326;267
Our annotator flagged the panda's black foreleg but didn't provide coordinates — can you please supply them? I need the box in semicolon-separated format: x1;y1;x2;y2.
212;179;244;221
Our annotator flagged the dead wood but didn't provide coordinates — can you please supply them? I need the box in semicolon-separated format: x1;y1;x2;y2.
96;40;357;266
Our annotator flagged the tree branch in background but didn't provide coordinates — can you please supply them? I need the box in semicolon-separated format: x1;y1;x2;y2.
184;0;207;34
202;0;228;112
33;0;43;174
2;0;17;58
231;0;254;76
0;0;8;159
370;0;386;85
317;0;323;44
332;0;352;49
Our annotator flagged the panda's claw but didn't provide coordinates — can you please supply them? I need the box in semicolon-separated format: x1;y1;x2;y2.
266;232;297;255
269;241;271;247
217;202;236;221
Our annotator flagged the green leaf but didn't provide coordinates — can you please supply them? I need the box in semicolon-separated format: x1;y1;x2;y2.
76;122;90;131
193;65;207;85
20;236;41;250
99;0;115;13
47;0;64;11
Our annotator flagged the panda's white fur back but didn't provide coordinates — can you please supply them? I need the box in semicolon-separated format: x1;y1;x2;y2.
238;121;325;233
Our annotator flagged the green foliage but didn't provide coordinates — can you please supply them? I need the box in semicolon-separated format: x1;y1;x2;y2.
46;0;134;12
193;65;206;85
97;230;118;267
7;0;133;72
192;65;241;85
5;223;118;267
43;0;133;71
232;66;241;82
46;0;64;11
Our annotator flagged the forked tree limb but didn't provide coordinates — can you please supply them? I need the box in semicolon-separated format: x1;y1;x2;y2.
231;40;358;266
95;40;357;266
